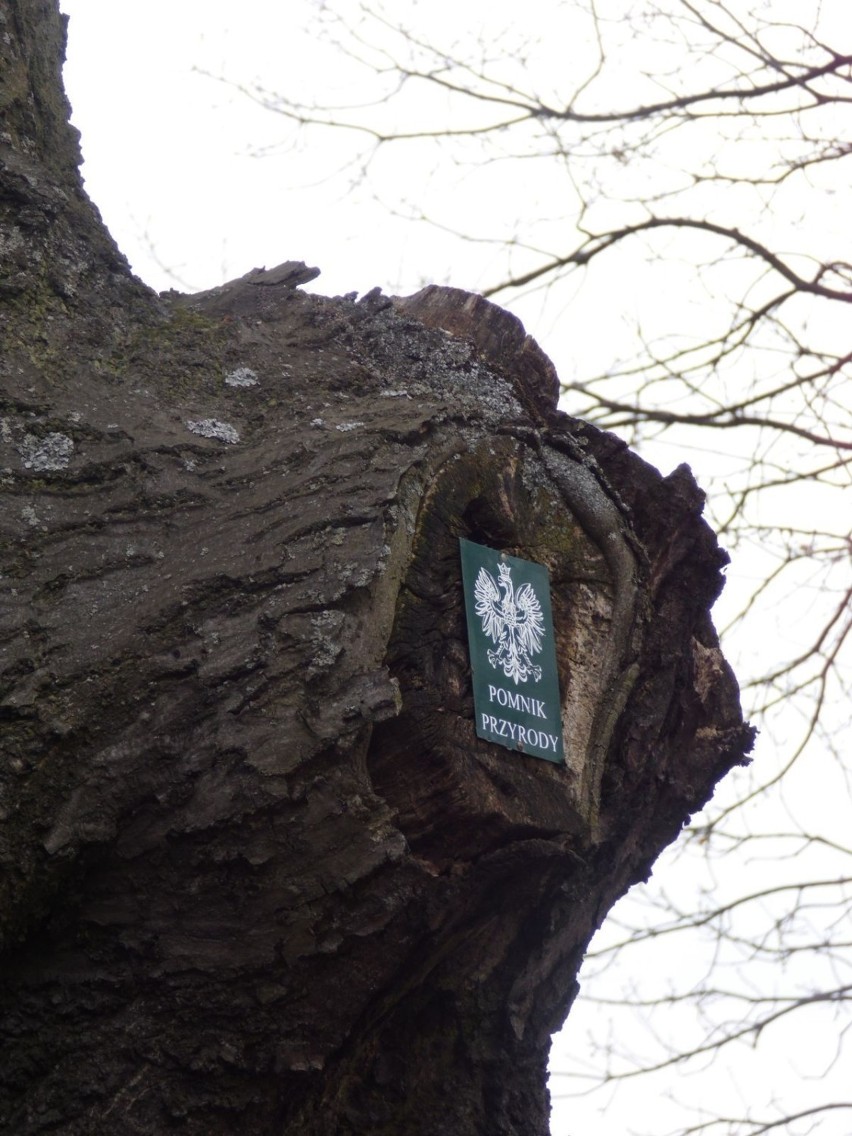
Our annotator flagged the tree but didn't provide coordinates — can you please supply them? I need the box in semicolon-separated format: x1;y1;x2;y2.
0;2;750;1133
231;1;852;1132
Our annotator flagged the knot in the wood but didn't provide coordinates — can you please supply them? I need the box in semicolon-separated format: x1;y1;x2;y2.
395;285;561;419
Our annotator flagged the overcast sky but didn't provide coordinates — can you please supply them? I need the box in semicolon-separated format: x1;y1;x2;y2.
59;0;494;298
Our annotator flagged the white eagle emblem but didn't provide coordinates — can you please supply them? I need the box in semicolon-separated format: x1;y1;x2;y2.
474;560;545;684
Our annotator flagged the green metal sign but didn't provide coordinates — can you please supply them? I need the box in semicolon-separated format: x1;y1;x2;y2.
459;538;565;765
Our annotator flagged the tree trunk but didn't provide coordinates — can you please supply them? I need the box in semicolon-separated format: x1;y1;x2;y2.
0;2;753;1133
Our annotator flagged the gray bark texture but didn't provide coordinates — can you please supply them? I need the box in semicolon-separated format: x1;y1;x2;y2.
0;2;754;1133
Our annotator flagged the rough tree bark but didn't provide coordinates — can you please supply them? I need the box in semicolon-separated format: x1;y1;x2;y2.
0;2;753;1133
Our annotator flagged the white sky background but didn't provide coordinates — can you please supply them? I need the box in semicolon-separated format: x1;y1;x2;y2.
60;0;480;297
58;3;852;1134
